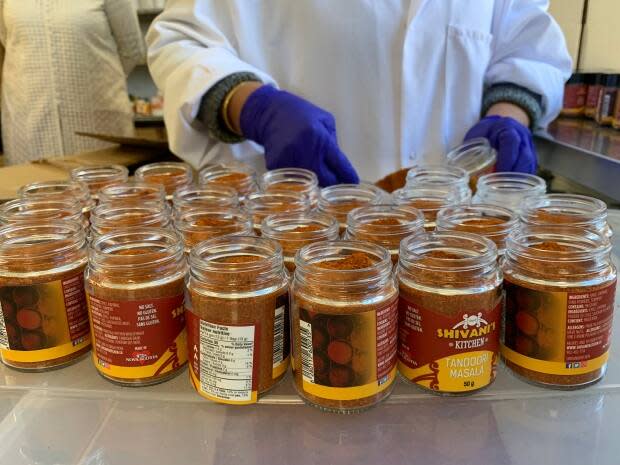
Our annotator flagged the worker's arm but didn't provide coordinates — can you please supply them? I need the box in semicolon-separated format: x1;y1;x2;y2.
465;0;572;173
146;0;274;166
104;0;146;75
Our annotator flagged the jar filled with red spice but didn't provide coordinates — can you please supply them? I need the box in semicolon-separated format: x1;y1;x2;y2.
261;212;339;271
90;202;172;237
172;185;239;215
446;138;497;191
502;225;616;389
0;198;85;228
585;74;604;119
199;163;258;200
0;221;91;370
85;228;188;385
70;165;129;198
317;183;386;234
392;186;459;230
345;205;425;263
98;181;167;206
472;172;546;213
19;180;96;218
244;191;311;234
135;162;194;200
561;74;588;117
436;204;518;255
405;165;471;203
174;208;253;253
291;241;398;413
260;168;320;207
186;236;289;404
520;194;612;238
397;232;502;395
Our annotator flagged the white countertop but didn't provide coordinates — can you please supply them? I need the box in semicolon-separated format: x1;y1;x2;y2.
1;213;620;465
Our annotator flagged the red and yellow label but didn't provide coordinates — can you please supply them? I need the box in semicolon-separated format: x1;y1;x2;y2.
502;281;615;376
397;296;501;393
0;272;91;363
86;293;187;380
298;299;398;401
186;310;260;405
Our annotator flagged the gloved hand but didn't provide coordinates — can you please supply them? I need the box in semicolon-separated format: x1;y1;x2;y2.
464;116;537;174
240;85;359;186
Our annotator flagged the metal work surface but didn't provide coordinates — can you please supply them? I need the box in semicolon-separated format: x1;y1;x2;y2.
536;119;620;202
0;213;619;465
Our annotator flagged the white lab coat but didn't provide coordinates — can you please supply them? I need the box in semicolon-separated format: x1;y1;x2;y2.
147;0;571;181
0;0;145;165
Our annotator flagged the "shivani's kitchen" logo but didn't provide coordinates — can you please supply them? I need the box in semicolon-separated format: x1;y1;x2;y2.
436;313;497;349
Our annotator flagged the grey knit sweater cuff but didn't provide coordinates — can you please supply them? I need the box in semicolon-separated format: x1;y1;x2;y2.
482;83;543;129
198;72;262;144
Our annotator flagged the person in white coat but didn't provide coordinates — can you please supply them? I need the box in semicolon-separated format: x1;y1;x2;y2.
0;0;145;165
147;0;572;185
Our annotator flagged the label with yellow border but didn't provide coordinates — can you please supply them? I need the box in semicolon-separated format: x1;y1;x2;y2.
298;299;398;401
503;281;615;375
0;271;91;363
186;309;260;405
87;293;187;380
397;296;501;392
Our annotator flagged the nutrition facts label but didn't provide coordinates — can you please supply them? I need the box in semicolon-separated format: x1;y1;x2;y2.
199;321;256;402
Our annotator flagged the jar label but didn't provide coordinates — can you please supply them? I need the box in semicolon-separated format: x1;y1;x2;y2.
86;293;187;380
501;281;616;375
0;271;91;363
186;309;260;405
563;84;587;110
397;296;501;392
297;299;398;401
272;293;290;380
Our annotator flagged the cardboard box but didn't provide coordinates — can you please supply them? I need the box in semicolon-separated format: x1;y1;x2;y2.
0;130;171;201
580;0;620;72
548;0;585;70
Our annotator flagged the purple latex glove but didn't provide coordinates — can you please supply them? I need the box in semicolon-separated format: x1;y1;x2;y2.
240;85;359;186
464;116;537;174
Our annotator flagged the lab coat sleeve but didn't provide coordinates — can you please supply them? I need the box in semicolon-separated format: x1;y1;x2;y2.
488;0;572;128
145;0;276;166
104;0;145;75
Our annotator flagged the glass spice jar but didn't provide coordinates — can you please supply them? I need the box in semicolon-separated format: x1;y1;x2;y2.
446;138;497;192
501;225;616;389
135;162;194;200
199;163;258;200
85;228;188;386
260;168;320;207
291;241;398;413
70;165;129;198
243;191;311;234
344;205;425;263
317;183;386;234
520;194;612;238
392;186;459;231
172;185;239;215
405;165;471;203
19;180;96;218
90;201;172;237
397;232;502;395
186;236;290;404
98;181;167;206
0;221;91;370
0;198;86;228
435;204;518;255
472;172;546;213
261;212;339;272
174;208;253;253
